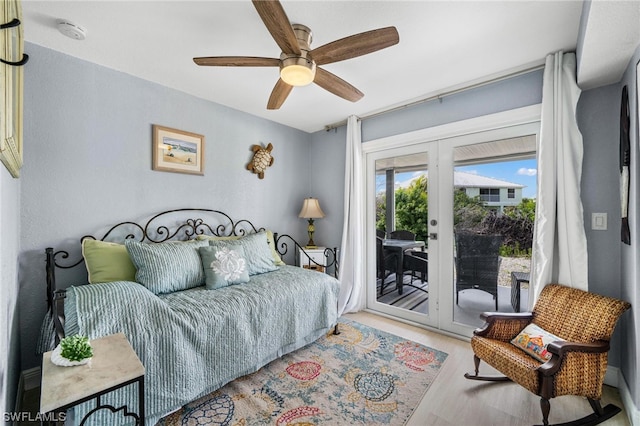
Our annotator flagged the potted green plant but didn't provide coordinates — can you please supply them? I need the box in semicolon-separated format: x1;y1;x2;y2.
51;335;93;367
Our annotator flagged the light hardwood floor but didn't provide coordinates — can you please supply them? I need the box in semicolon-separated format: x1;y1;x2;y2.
345;311;630;426
21;312;629;425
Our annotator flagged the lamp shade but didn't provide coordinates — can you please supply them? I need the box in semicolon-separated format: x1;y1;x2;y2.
299;198;325;219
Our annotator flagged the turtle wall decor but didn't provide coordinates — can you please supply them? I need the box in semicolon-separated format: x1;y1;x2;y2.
246;143;274;179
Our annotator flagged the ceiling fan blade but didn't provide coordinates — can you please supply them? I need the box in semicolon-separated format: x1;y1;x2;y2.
311;26;399;65
267;79;294;110
314;67;364;102
193;57;280;67
252;0;301;55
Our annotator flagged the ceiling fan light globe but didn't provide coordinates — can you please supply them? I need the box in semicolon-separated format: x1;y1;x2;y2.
281;65;315;86
280;56;316;86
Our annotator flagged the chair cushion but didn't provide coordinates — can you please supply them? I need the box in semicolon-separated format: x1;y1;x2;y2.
471;335;542;394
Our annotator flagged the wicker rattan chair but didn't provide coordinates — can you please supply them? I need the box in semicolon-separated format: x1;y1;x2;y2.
464;283;630;426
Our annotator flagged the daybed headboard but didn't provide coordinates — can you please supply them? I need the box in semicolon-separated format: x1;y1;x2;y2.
45;208;339;344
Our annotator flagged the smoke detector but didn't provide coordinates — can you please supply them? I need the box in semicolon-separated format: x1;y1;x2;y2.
57;20;87;41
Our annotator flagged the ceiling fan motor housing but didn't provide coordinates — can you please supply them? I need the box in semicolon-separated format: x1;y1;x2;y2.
279;23;315;75
292;24;312;50
279;24;315;85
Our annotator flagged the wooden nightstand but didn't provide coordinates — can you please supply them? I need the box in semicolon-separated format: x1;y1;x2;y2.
40;332;145;425
298;247;327;273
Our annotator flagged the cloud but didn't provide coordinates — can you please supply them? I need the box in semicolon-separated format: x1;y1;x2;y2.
517;168;537;176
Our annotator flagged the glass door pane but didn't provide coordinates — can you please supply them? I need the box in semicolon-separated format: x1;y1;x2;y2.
451;137;536;329
366;145;437;328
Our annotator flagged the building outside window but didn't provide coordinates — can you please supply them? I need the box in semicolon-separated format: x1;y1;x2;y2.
480;188;500;202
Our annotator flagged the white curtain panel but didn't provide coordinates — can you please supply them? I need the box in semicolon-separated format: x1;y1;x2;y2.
337;115;365;314
531;51;588;305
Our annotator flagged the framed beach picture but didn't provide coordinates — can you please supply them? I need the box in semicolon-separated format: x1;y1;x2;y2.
152;125;205;175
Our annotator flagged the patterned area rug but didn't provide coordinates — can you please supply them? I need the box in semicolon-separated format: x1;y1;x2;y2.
158;319;447;425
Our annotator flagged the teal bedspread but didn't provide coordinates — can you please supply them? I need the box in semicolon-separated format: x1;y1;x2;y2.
64;265;340;425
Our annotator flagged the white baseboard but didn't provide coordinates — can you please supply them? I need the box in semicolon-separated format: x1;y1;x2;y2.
618;369;640;426
605;365;619;387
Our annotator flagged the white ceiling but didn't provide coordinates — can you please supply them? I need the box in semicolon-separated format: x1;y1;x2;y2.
20;1;626;134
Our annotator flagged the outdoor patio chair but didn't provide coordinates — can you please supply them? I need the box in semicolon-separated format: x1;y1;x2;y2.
454;232;503;310
464;283;630;426
376;236;398;296
402;250;429;295
389;230;415;240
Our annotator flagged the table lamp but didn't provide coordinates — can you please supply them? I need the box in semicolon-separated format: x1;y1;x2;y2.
299;197;325;248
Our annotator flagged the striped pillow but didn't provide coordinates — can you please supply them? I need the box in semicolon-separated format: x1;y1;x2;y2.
125;240;208;294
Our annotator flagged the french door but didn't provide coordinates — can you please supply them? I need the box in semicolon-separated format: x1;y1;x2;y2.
366;142;440;329
364;113;540;337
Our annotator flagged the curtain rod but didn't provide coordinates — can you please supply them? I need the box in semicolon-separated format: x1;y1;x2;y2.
324;62;545;132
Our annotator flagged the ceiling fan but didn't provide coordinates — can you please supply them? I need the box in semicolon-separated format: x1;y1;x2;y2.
193;0;399;110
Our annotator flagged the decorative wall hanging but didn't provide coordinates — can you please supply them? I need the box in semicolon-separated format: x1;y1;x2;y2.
152;125;205;175
0;0;29;178
246;143;274;179
620;85;630;245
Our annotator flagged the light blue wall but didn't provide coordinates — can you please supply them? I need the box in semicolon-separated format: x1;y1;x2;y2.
577;82;626;371
309;126;347;251
360;69;544;142
18;43;313;371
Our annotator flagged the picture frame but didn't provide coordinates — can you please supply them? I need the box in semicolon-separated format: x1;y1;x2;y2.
0;0;27;178
152;125;205;175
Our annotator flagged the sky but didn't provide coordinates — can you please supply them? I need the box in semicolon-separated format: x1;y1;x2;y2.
378;159;538;199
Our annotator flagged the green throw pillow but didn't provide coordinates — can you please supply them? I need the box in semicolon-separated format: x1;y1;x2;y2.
199;245;250;290
82;239;137;284
125;240;208;294
266;230;286;266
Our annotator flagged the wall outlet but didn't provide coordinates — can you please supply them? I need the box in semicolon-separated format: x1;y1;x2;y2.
592;213;607;230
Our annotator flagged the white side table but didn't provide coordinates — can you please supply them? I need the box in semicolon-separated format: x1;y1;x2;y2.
298;247;327;273
40;332;145;425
